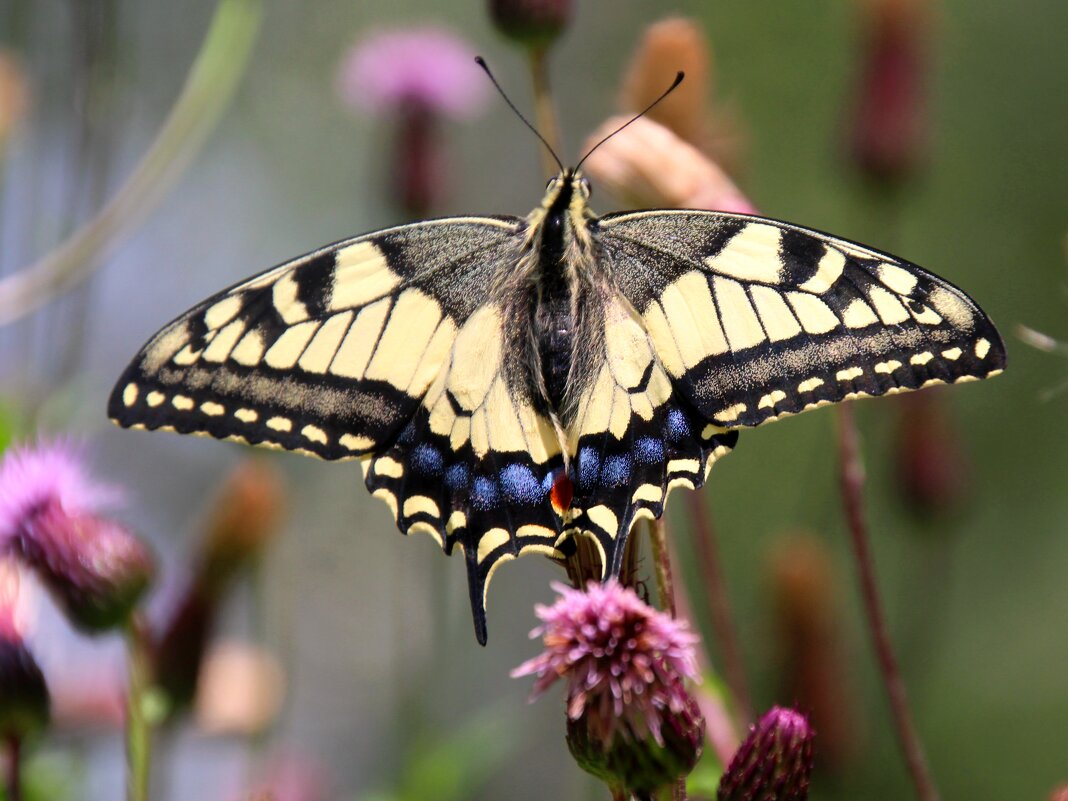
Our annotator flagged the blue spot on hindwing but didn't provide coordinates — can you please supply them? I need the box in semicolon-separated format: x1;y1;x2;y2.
411;443;443;475
577;446;600;491
666;408;691;443
445;463;469;492
472;476;499;511
500;463;544;505
601;455;631;488
634;436;664;464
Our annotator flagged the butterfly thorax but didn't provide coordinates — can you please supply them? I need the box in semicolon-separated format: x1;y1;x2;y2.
519;170;603;424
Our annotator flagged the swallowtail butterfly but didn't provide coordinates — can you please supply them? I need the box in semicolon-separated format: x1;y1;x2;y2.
109;168;1005;643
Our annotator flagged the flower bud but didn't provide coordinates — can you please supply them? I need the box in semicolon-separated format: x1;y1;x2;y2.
768;534;856;772
1048;784;1068;801
620;17;711;148
488;0;572;49
0;563;49;739
0;50;28;149
717;707;815;801
567;690;704;796
894;392;967;519
581;116;755;214
0;631;50;740
16;502;153;632
196;459;285;597
848;0;930;188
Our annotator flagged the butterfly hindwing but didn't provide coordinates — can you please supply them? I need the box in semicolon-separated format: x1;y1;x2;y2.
362;302;567;644
598;211;1006;429
563;295;738;576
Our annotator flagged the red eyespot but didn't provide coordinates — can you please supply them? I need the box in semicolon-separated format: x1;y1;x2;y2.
550;471;573;514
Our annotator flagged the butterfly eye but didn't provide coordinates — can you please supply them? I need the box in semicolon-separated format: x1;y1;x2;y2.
545;177;557;191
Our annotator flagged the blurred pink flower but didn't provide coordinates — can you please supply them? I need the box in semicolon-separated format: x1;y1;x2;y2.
0;440;120;545
336;27;489;118
513;580;700;746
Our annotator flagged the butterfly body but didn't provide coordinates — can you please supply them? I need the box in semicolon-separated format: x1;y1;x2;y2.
110;169;1005;644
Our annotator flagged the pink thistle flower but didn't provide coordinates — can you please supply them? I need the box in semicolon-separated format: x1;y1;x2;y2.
513;580;700;746
0;440;120;545
336;27;488;119
0;441;152;632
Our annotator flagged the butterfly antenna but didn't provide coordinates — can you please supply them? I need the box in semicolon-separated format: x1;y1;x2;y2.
575;71;685;170
475;56;564;173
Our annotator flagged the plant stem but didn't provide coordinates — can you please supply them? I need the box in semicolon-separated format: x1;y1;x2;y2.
5;736;21;801
125;615;155;801
527;45;562;180
646;518;675;617
685;492;753;725
0;0;263;326
835;403;940;801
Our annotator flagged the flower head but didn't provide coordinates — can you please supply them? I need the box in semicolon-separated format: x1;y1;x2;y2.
717;706;815;801
0;441;150;632
336;27;488;118
513;580;700;745
0;440;120;544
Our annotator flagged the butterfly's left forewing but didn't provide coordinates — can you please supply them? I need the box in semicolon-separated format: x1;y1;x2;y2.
109;217;526;459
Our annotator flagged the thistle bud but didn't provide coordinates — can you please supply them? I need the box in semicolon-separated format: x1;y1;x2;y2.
717;707;815;801
567;689;704;796
156;459;285;713
1048;784;1068;801
0;50;28;150
894;392;968;519
620;17;712;148
195;459;286;597
488;0;572;50
0;564;49;740
848;0;931;188
17;501;153;632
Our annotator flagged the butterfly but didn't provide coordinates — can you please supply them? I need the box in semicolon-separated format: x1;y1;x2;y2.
109;167;1005;644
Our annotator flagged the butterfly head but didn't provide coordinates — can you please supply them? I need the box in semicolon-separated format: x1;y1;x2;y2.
533;169;596;254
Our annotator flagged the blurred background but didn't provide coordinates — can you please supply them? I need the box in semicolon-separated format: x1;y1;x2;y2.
0;0;1066;799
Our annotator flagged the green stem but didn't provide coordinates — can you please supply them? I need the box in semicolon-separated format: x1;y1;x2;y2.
125;615;155;801
527;45;562;180
835;403;940;801
0;0;263;326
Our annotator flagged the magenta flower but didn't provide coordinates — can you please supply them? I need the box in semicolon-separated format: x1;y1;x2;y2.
513;580;700;745
717;706;815;801
0;440;120;545
336;27;488;118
